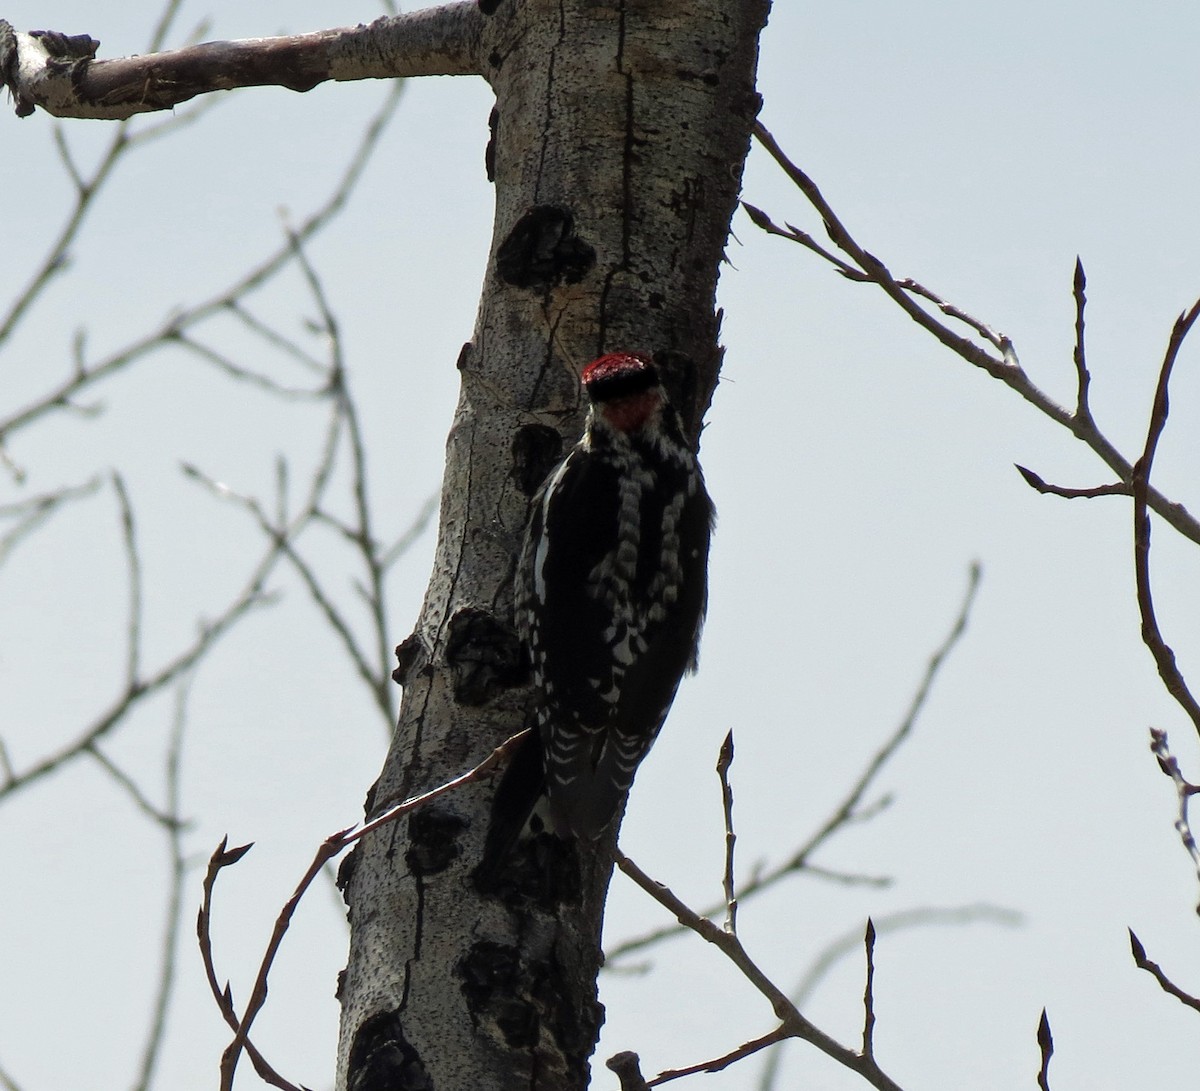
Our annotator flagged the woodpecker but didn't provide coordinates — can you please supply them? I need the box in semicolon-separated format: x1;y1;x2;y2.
501;350;714;850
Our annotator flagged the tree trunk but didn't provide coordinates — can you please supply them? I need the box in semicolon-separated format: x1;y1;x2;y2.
337;1;770;1087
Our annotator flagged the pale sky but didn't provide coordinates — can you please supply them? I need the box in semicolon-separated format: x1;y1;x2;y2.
3;2;1200;1089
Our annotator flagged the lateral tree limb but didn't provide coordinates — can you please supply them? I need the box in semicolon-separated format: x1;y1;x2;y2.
0;2;481;120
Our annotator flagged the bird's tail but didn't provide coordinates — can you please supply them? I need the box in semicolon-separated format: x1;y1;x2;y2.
476;729;546;888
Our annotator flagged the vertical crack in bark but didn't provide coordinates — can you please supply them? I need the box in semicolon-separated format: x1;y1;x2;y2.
597;0;635;354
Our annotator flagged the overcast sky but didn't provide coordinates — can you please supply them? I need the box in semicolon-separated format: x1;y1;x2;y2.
3;2;1200;1089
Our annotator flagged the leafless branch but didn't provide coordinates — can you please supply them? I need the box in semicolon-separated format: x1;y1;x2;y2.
203;727;532;1091
0;1059;25;1091
646;1027;790;1086
0;79;404;444
1014;465;1129;501
0;476;100;564
198;839;301;1091
616;851;905;1091
132;679;193;1091
1129;929;1200;1016
749;122;1200;548
1036;1009;1053;1091
286;226;397;722
180;226;432;732
84;742;179;828
381;493;440;571
223;300;327;375
1072;258;1092;426
111;472;143;688
170;332;329;398
608;562;981;962
861;920;877;1059
1131;298;1200;737
758;903;1022;1090
717;730;738;934
0;532;277;804
0;4;481;121
1147;729;1200;900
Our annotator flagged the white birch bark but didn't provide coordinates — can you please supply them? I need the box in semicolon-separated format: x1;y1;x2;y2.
337;2;769;1088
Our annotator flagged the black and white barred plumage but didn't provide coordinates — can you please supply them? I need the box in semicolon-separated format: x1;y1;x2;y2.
514;351;713;841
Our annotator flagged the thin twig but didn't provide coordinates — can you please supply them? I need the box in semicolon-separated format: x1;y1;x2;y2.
0;1059;25;1091
758;903;1021;1091
0;0;188;346
717;730;738;934
197;839;300;1091
1129;929;1200;1015
1147;728;1200;899
286;227;395;722
186;462;387;721
749;122;1200;548
616;851;904;1091
0;476;101;565
223;300;327;375
1072;258;1092;425
85;743;179;828
111;472;143;689
131;679;192;1091
861;920;877;1059
1130;298;1200;736
170;333;328;398
208;728;532;1091
648;1027;790;1086
381;492;439;570
0;81;404;443
1015;465;1129;501
1036;1009;1053;1091
0;541;277;802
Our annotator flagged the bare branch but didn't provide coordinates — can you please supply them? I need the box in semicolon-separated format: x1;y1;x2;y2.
1147;728;1200;901
1129;928;1200;1016
224;300;327;375
131;679;192;1091
0;4;481;121
758;904;1021;1091
85;742;180;828
0;476;100;564
1036;1009;1053;1091
1072;258;1092;425
648;1027;790;1086
110;472;143;689
0;0;189;344
750;123;1200;548
0;537;277;803
170;332;329;398
717;730;738;935
1014;465;1130;501
285;227;396;722
1131;299;1200;736
0;1059;25;1091
894;276;1012;356
197;839;301;1091
207;727;532;1090
381;492;439;570
616;851;905;1091
861;920;877;1059
0;79;404;444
